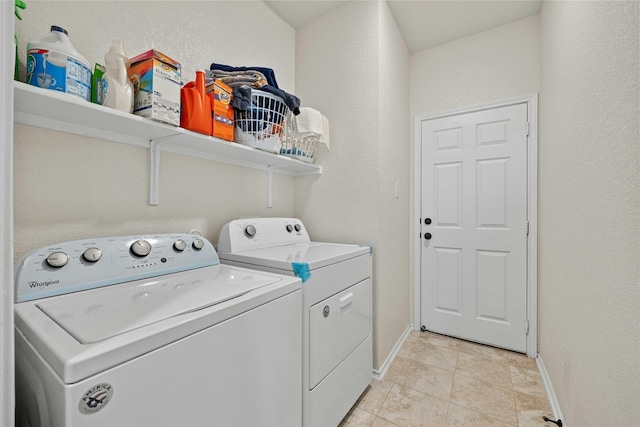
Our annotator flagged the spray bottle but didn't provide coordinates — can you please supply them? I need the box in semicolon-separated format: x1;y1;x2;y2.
100;40;134;113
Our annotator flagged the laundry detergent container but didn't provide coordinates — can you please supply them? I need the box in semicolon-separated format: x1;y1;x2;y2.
26;26;92;102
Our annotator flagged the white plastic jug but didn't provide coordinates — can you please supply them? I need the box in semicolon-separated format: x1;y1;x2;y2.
26;26;92;102
99;40;134;113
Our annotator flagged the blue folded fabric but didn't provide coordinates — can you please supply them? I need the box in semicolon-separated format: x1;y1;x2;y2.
232;86;253;111
210;63;279;89
233;85;301;117
261;85;300;116
280;148;307;156
292;262;311;283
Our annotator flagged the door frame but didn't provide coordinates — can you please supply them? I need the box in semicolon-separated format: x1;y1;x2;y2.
413;94;538;358
1;0;15;423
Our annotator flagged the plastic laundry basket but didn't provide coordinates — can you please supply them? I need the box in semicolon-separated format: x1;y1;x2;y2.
280;112;318;163
234;89;289;153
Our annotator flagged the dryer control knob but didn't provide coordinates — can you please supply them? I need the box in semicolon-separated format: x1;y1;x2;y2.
46;251;69;268
244;225;257;238
294;224;302;232
286;224;294;233
130;239;152;257
82;247;102;262
192;239;204;250
173;240;187;252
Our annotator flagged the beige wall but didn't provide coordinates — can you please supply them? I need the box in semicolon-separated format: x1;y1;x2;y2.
295;1;411;370
294;1;379;243
13;1;296;261
376;1;411;368
538;1;640;425
410;14;540;117
15;1;296;93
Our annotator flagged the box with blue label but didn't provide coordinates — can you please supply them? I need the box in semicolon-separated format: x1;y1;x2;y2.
128;50;182;126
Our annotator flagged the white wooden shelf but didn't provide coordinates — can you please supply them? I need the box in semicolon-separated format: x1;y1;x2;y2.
13;81;322;205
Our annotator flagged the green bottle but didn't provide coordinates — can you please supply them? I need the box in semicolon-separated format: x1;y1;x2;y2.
15;0;26;81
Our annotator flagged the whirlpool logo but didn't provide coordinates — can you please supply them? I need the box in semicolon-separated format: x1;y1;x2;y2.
28;279;59;288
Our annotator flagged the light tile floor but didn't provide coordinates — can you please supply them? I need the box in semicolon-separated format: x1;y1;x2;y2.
340;330;557;427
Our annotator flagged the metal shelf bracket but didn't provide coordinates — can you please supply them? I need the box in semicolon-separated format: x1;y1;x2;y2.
150;140;163;206
267;165;274;208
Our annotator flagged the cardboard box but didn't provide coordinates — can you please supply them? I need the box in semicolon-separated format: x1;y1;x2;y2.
128;50;182;126
206;79;234;141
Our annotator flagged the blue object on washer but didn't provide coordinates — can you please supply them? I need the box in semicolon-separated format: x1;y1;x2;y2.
292;262;311;283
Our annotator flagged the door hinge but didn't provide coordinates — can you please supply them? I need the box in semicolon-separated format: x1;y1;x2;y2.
525;320;530;334
525;122;530;137
526;221;529;236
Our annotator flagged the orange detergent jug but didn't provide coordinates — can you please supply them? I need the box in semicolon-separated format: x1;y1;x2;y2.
180;70;212;135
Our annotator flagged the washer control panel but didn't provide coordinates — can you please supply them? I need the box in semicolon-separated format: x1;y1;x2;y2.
15;234;218;302
218;218;311;253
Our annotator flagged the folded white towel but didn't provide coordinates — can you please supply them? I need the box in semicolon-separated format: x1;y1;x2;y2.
319;114;330;150
295;107;323;138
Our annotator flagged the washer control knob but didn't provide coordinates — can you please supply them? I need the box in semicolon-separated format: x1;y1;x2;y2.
286;224;294;233
173;240;187;252
82;247;102;262
294;224;302;232
244;225;257;238
192;239;204;250
46;251;69;268
130;239;152;257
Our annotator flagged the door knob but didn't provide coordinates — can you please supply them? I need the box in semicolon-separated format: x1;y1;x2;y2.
424;233;432;240
424;218;432;225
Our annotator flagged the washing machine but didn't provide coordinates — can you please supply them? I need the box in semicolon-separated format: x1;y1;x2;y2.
14;233;302;427
217;218;373;427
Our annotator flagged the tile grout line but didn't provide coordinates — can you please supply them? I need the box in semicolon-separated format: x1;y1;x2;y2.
509;365;520;427
344;331;549;427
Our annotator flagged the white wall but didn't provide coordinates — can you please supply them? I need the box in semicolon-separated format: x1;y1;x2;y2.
294;1;379;243
410;14;540;117
376;1;411;368
538;1;640;425
13;1;296;261
15;1;296;94
294;0;411;370
409;15;541;324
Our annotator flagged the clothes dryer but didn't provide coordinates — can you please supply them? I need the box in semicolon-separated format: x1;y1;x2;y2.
218;218;373;427
14;233;302;427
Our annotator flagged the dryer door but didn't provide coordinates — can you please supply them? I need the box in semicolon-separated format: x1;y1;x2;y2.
309;278;371;389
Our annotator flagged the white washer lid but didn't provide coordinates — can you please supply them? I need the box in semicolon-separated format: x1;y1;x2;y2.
218;241;370;271
15;264;301;384
36;265;281;344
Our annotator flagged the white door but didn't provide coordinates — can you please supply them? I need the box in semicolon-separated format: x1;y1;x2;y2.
420;103;529;352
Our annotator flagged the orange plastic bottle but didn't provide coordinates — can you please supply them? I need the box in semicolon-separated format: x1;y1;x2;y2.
180;70;212;135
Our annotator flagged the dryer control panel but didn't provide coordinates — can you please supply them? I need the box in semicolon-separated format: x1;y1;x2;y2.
15;234;219;302
218;218;311;253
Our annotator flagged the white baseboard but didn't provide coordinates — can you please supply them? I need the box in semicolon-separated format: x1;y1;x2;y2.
373;324;414;380
537;354;566;426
